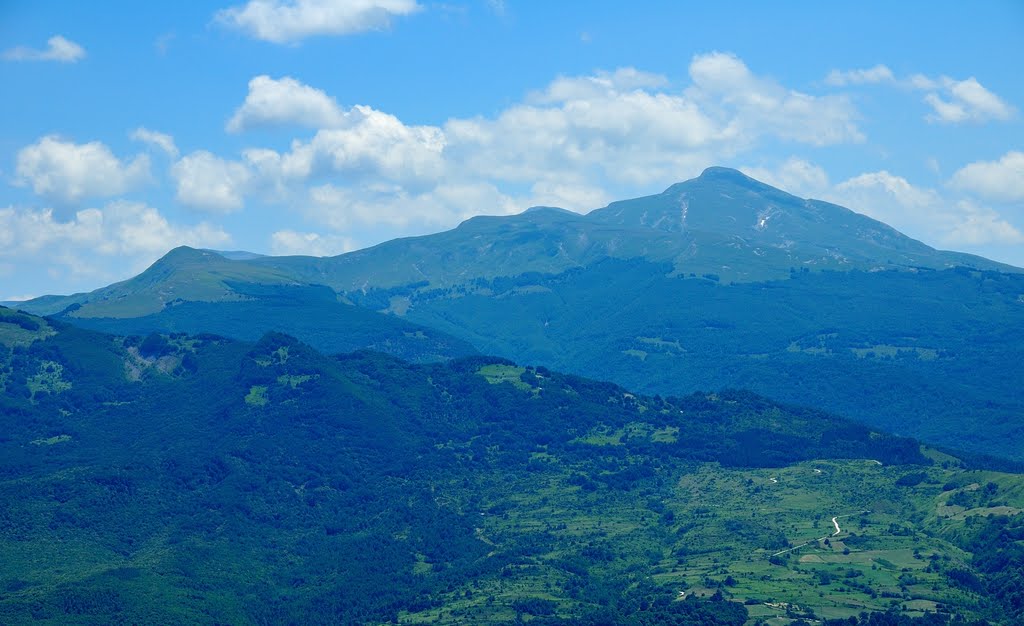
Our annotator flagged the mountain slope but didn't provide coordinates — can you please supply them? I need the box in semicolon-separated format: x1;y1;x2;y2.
589;166;998;277
9;167;1023;458
2;307;1023;624
17;247;299;318
388;261;1024;459
13;167;1015;319
64;282;478;364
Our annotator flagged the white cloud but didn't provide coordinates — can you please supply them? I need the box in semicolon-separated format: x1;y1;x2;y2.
15;136;151;205
444;53;861;190
270;230;354;256
216;0;421;44
446;86;718;186
195;57;866;242
171;151;252;212
835;170;941;212
306;180;517;230
923;77;1015;124
3;35;86;63
0;202;230;283
824;65;1014;124
824;64;895;86
529;68;670;104
227;75;346;132
944;200;1024;246
684;52;864;147
527;180;608;212
949;151;1024;203
251;106;446;187
830;170;1022;246
130;127;179;158
741;157;830;198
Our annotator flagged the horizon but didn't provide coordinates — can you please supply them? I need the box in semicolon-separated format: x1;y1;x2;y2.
2;1;1023;299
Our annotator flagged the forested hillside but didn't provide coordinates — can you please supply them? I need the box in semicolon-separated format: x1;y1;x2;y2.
2;306;1023;624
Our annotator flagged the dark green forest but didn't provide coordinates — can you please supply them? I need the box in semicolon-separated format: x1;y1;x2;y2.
354;263;1024;461
61;282;477;364
2;305;1024;624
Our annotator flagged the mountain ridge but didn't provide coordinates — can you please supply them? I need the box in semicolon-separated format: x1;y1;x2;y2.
10;167;1017;318
8;168;1023;459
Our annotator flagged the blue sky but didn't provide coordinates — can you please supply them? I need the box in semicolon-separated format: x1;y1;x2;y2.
1;0;1022;299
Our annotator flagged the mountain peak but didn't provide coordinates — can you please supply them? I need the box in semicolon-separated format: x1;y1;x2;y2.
523;205;577;216
202;249;266;261
698;166;749;180
156;246;219;265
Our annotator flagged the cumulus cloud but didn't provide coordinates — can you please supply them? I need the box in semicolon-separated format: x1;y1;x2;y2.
227;75;345;132
527;180;609;212
216;0;421;44
824;64;895;86
0;202;230;283
171;151;252;212
130;127;179;158
741;157;830;197
244;105;446;188
445;82;718;186
3;35;86;63
529;68;670;104
824;65;1014;124
305;180;517;231
686;52;864;147
445;53;861;190
180;56;868;242
945;200;1024;246
949;151;1024;203
923;77;1014;124
831;170;1023;246
270;230;354;256
834;170;942;213
15;136;151;205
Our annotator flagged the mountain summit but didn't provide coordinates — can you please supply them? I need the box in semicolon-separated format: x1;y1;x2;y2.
14;167;1015;317
224;167;1010;295
589;166;975;272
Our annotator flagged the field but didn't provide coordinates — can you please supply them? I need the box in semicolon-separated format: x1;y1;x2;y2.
399;452;1024;624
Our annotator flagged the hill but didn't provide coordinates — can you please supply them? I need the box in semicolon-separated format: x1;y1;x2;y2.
381;261;1024;459
9;168;1024;459
1;306;1024;624
62;282;478;364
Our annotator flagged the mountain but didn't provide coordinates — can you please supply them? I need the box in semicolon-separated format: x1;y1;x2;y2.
10;168;1024;458
15;247;298;318
15;168;1013;317
202;249;266;261
227;167;1015;291
10;248;477;363
589;166;1000;274
63;282;479;364
2;306;1023;624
